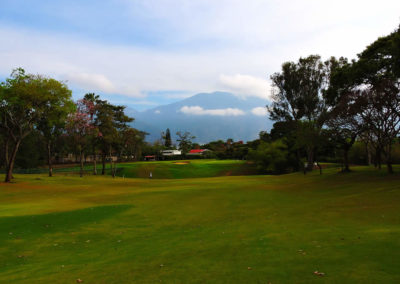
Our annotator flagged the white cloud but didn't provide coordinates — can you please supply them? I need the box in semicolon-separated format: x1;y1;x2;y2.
154;110;161;114
219;74;270;99
180;106;245;116
251;107;268;116
63;72;115;93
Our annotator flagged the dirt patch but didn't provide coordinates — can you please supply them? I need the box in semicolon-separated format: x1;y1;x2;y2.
173;161;190;165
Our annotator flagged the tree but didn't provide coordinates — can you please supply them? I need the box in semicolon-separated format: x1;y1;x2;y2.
176;131;195;156
95;100;133;176
353;26;400;173
326;92;363;172
268;55;330;171
120;127;146;161
81;93;100;175
65;103;95;177
330;26;400;173
36;80;75;177
357;82;400;173
0;68;73;182
164;128;172;148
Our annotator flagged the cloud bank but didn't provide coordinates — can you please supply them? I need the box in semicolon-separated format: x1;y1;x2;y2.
219;74;270;99
180;106;245;116
251;107;269;116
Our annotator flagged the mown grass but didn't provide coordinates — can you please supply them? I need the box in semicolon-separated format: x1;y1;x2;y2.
116;159;260;179
0;165;399;283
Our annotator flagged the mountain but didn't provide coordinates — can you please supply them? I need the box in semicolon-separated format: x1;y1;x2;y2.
130;92;272;143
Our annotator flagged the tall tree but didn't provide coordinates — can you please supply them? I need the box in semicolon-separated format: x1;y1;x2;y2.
268;55;330;171
0;68;72;182
164;128;172;148
36;80;75;177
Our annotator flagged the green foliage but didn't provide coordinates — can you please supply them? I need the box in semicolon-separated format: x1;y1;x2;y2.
248;139;291;174
15;131;46;169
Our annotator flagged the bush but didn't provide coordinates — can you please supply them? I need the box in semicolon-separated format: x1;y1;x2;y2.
248;139;292;174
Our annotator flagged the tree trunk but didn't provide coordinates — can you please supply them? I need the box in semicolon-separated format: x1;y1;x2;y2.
112;161;116;178
79;151;84;177
343;147;350;172
101;153;106;175
316;162;322;175
93;159;97;175
386;144;394;174
5;140;21;182
387;160;394;174
366;144;371;166
93;145;97;175
47;142;53;177
4;138;9;167
306;148;314;171
376;147;382;170
296;149;302;172
109;148;115;178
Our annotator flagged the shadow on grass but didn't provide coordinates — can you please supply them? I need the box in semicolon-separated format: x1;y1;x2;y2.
0;204;132;243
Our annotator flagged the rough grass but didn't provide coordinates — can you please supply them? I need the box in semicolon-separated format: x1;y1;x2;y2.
0;166;399;283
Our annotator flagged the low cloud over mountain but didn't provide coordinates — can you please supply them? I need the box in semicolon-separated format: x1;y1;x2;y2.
130;92;272;143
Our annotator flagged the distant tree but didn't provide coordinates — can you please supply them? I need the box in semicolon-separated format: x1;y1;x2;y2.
120;128;146;161
164;128;172;148
176;131;195;156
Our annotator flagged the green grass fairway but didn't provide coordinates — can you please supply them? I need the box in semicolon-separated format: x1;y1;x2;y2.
1;167;400;283
116;159;260;179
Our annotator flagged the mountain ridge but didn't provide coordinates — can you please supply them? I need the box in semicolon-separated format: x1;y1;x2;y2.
130;91;272;143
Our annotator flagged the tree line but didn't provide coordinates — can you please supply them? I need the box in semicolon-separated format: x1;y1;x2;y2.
0;68;146;182
253;25;400;174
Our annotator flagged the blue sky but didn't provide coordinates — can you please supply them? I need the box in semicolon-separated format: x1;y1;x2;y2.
1;0;400;110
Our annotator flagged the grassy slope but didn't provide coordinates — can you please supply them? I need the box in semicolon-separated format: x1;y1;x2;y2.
0;166;399;283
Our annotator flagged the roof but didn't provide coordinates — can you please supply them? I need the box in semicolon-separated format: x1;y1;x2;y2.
189;149;209;154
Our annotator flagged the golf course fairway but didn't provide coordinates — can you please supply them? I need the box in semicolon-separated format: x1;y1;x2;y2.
0;166;399;283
